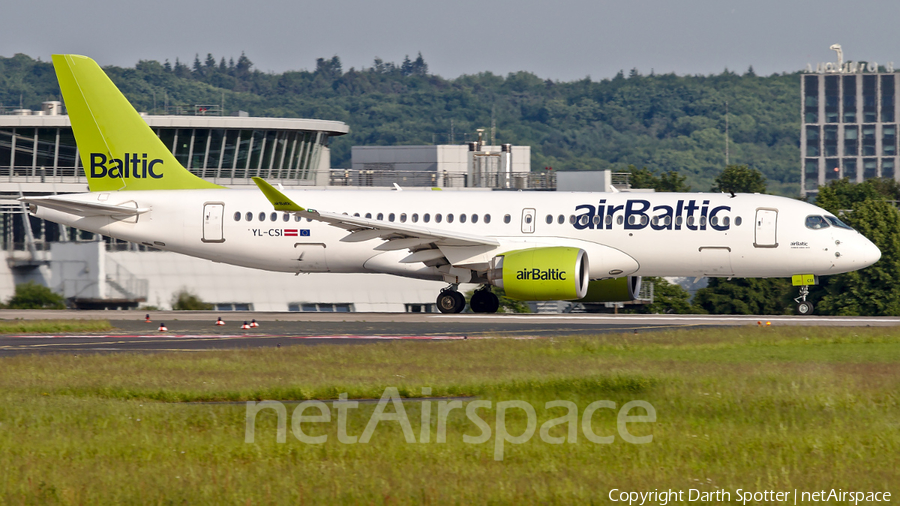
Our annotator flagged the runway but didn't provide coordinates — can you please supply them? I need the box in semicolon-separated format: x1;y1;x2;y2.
1;310;899;355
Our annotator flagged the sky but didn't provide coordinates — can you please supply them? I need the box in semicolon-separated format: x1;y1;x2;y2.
4;0;900;81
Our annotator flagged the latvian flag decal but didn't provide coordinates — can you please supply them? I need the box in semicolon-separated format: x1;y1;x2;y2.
284;229;298;237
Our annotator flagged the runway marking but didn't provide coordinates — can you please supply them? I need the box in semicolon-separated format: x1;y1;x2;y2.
290;335;467;340
423;315;900;324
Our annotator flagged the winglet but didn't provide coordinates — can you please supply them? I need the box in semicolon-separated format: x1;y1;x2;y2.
252;177;306;212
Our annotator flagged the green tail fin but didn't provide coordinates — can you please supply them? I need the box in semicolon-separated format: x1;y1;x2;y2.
52;54;223;191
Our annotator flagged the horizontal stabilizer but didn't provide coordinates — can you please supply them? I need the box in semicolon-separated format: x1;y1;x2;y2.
19;195;148;217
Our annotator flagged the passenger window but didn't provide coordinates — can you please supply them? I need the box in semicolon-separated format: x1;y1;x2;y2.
460;214;467;223
710;216;718;227
735;217;742;226
400;213;407;223
424;213;431;223
806;215;830;229
722;217;730;227
377;213;384;220
687;216;695;226
504;214;511;224
699;216;706;226
665;216;672;226
283;213;290;222
605;215;613;225
412;213;419;223
651;216;658;226
640;215;649;226
270;212;278;222
295;215;301;222
627;215;636;225
616;216;624;225
246;212;253;221
353;213;360;218
546;215;553;224
389;213;396;222
365;213;372;219
448;214;455;223
569;215;576;224
675;216;683;227
259;212;266;222
558;215;565;224
472;214;478;223
234;212;241;221
580;215;589;226
484;214;491;224
436;214;443;223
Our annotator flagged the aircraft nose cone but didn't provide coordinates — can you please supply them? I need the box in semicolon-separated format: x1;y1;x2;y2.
863;237;882;266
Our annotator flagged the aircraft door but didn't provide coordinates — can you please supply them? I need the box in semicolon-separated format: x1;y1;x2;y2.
754;209;778;248
521;208;536;233
202;203;225;243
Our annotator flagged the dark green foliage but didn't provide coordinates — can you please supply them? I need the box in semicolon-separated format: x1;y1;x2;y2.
813;179;900;315
692;277;793;315
5;282;66;309
637;277;697;314
171;289;212;310
1;52;803;194
628;165;691;191
711;164;767;194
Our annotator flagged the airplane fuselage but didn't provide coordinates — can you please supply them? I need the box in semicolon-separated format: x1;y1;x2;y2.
31;188;880;282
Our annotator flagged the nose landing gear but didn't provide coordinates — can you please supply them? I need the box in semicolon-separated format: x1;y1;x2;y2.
794;285;814;315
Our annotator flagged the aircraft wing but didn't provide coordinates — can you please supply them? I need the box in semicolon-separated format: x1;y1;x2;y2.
253;178;498;265
19;195;149;217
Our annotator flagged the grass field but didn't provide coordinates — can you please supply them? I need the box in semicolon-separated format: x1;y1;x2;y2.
0;326;897;504
0;319;113;334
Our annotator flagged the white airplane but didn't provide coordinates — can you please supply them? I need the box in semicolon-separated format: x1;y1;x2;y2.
21;55;881;314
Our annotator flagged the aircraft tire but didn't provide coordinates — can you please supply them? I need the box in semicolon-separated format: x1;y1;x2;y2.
437;290;466;314
796;301;814;315
471;290;500;314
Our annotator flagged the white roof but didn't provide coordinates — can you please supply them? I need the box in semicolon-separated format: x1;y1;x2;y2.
0;114;349;136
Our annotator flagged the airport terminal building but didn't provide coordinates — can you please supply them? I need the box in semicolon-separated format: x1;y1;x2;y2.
800;53;898;197
0;105;547;312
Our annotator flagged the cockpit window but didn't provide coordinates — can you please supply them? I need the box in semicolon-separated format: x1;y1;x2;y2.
824;215;854;230
805;215;830;230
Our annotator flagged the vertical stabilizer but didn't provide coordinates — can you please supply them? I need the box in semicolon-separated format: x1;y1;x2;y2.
52;54;223;191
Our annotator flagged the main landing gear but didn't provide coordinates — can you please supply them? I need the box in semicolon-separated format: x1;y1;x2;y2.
436;285;500;314
794;285;814;315
469;285;500;314
436;285;466;314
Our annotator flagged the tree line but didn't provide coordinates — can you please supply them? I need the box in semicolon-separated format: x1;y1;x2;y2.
2;52;801;194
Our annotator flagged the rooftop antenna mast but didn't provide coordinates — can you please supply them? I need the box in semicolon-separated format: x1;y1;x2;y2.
725;101;729;166
491;105;496;146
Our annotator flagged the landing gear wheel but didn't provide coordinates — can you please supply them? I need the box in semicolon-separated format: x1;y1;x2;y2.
470;288;500;313
437;290;466;314
793;284;814;315
796;301;814;315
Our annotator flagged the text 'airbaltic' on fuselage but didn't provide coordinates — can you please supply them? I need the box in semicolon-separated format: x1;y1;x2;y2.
573;199;733;231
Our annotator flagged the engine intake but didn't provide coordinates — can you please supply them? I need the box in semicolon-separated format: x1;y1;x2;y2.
487;247;589;300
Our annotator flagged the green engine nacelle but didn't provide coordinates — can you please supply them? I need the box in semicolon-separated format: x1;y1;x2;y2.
576;276;642;303
487;247;590;301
